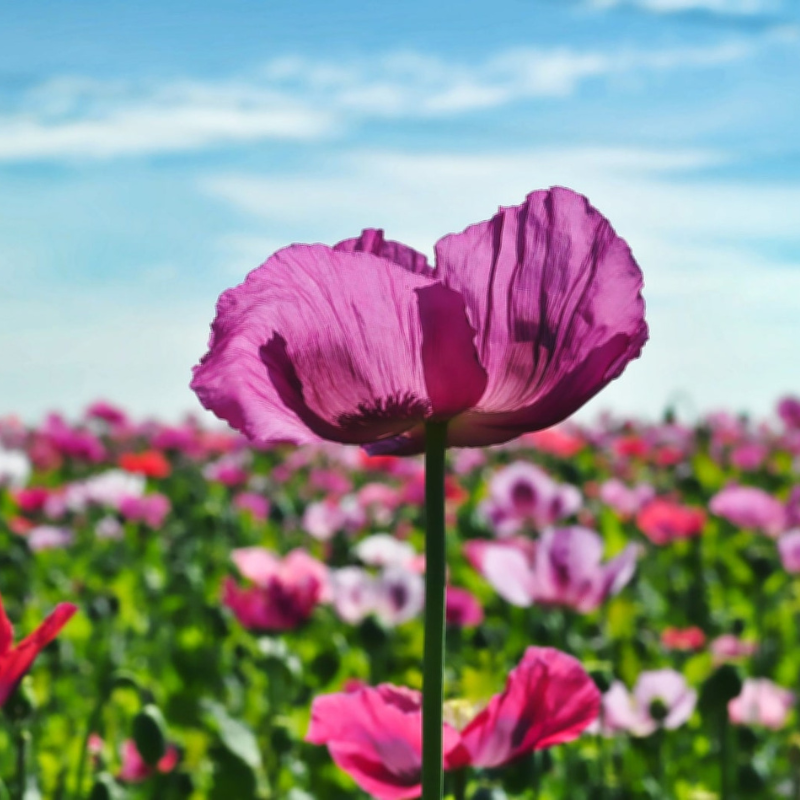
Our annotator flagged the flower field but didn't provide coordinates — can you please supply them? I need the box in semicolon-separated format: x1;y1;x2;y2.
1;397;799;800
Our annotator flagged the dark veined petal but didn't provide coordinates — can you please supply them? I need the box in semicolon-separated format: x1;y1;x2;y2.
434;187;648;443
193;245;484;447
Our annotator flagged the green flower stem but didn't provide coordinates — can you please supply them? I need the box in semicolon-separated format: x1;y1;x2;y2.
451;768;467;800
14;728;29;800
422;421;448;800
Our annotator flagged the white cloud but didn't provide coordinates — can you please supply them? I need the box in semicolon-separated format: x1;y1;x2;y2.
201;146;800;421
590;0;780;14
0;31;788;162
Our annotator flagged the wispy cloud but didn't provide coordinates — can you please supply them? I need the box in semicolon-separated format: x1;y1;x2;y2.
589;0;781;14
0;31;789;162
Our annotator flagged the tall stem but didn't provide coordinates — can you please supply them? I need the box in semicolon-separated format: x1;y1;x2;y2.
422;421;448;800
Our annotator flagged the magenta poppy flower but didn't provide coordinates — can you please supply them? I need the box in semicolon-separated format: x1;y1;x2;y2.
222;547;330;632
709;485;787;537
306;647;599;799
465;527;638;612
778;396;800;430
0;593;77;706
191;188;647;454
445;586;484;628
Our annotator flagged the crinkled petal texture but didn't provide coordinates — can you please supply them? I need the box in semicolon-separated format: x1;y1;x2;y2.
433;187;647;449
0;601;78;706
306;685;461;800
191;245;486;448
456;646;600;768
193;188;646;455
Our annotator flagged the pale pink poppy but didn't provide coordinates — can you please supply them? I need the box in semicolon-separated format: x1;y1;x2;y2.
465;527;638;612
599;479;655;519
599;670;697;737
777;529;800;573
710;634;757;664
728;679;794;730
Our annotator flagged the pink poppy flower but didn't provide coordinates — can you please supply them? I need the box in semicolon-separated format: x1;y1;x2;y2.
710;485;787;537
730;442;767;471
523;426;585;458
710;634;757;664
0;593;77;706
778;396;800;430
118;494;171;529
728;679;794;730
118;739;179;783
191;188;647;454
306;647;599;799
599;670;697;737
27;525;74;552
661;626;706;651
222;547;330;632
232;491;270;522
465;527;638;612
636;498;706;545
778;529;800;573
445;586;484;628
599;479;655;519
84;400;128;427
480;462;582;537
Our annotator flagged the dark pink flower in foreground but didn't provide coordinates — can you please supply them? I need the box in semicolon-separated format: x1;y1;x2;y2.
636;498;706;545
191;189;647;455
709;485;787;537
306;647;599;799
223;547;330;632
728;679;794;730
118;739;180;783
465;527;638;612
0;593;77;706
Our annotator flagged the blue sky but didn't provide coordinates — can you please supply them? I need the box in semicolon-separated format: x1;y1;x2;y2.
2;0;798;424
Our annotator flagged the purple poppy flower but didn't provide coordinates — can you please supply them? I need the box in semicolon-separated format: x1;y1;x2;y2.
191;188;647;454
466;527;639;613
599;479;655;519
480;462;582;536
